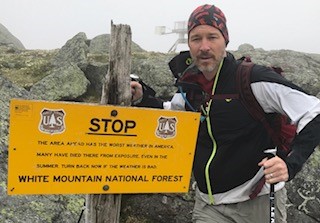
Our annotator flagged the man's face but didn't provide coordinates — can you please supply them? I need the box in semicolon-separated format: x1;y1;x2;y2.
188;25;226;79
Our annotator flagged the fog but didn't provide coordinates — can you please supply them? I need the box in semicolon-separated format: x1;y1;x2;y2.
1;0;319;53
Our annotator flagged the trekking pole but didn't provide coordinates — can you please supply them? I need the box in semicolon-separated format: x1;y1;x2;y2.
264;148;277;223
77;201;86;223
269;179;275;223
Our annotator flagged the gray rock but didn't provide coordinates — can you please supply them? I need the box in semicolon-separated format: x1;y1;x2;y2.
232;45;320;96
84;62;108;97
30;64;90;101
0;75;30;151
131;53;176;99
0;78;31;221
88;34;111;54
88;33;145;54
120;193;194;223
0;23;25;50
51;32;89;70
287;147;320;222
237;43;255;52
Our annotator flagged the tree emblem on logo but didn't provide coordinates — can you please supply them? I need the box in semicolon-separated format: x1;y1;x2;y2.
155;116;177;139
39;109;66;134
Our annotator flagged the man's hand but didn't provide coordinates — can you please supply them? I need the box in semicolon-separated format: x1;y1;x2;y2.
130;81;143;103
258;156;289;184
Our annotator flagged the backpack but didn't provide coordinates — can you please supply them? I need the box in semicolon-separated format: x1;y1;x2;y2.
168;51;297;158
236;57;297;158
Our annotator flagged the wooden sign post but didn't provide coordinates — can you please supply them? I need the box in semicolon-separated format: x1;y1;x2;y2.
86;21;132;223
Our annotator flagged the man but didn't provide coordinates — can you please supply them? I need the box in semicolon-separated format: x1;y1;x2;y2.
131;4;320;223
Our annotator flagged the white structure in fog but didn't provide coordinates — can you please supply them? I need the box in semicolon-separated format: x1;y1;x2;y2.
155;21;187;53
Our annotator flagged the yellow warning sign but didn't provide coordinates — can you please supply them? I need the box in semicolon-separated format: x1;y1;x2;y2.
7;99;200;195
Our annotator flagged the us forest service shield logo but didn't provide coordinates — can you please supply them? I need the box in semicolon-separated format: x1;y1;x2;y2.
155;116;177;139
39;109;66;134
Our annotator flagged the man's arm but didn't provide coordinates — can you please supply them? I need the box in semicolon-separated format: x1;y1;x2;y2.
285;114;320;180
251;68;320;181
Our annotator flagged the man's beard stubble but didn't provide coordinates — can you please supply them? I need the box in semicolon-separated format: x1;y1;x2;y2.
191;51;224;74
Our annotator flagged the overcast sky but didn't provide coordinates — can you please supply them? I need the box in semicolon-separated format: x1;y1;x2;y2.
1;0;320;54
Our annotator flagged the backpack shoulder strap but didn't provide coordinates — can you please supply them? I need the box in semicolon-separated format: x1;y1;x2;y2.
236;61;263;119
236;61;280;146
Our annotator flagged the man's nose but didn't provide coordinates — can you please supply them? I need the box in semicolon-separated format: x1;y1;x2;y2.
199;39;211;52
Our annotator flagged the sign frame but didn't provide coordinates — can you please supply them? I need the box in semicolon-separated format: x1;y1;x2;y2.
8;99;200;195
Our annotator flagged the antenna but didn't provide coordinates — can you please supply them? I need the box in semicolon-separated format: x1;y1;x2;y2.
155;21;187;53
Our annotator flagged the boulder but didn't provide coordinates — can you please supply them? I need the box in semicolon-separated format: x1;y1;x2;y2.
0;23;25;50
30;65;90;101
83;62;108;98
88;34;111;54
287;147;320;222
88;33;145;54
232;44;320;96
0;75;31;151
51;32;89;70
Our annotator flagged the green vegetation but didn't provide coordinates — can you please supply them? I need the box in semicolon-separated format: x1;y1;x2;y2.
0;47;56;89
